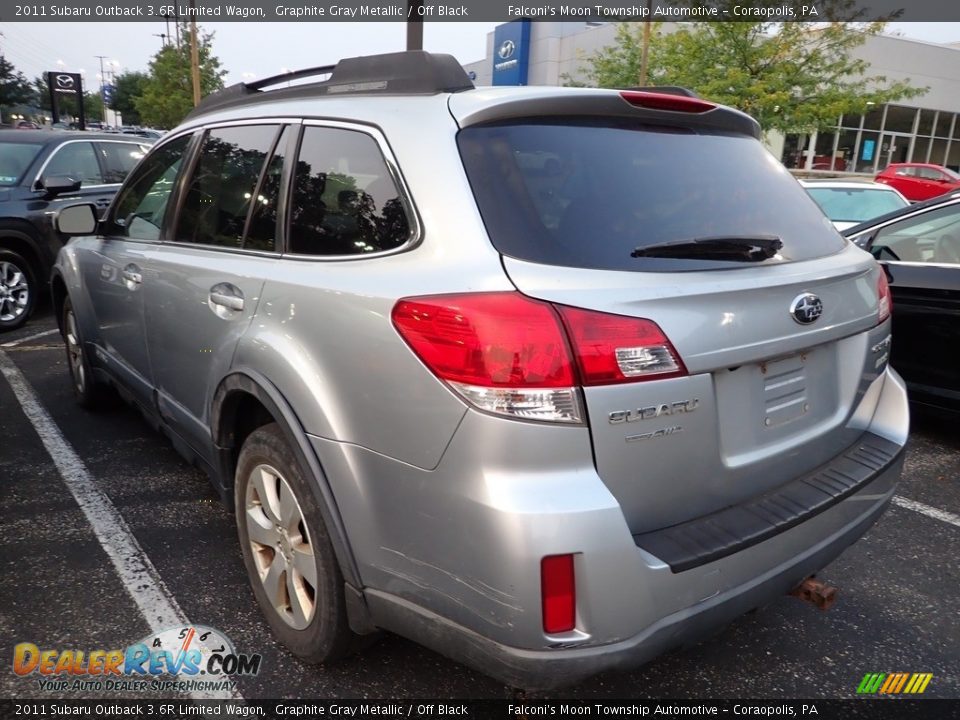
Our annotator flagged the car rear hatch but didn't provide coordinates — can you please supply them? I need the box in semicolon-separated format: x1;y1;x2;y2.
451;89;890;538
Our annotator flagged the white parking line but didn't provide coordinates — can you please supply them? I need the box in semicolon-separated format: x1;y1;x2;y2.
0;348;244;703
1;327;59;348
892;495;960;529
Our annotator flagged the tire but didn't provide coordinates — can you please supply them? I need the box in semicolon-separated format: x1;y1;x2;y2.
62;296;108;409
235;423;356;663
0;250;36;332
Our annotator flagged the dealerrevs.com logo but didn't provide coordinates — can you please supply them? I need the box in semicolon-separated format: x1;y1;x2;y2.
13;625;261;693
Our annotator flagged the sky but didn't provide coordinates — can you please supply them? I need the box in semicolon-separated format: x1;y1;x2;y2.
2;20;959;89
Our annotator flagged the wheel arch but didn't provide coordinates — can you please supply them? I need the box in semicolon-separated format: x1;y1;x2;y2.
211;370;365;594
0;224;45;286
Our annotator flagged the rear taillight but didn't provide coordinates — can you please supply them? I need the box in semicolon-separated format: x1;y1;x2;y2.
557;306;687;385
391;293;582;423
391;292;687;423
541;554;576;634
878;268;892;324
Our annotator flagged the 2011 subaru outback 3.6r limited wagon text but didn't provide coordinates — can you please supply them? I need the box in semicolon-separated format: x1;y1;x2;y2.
51;52;909;689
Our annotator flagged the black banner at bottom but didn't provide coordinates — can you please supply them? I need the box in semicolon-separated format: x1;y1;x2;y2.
2;699;959;720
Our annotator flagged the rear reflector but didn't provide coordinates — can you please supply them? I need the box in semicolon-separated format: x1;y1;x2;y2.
620;90;715;114
878;268;892;324
541;554;576;634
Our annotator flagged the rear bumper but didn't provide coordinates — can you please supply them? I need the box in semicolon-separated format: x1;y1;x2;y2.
366;457;901;689
321;368;908;689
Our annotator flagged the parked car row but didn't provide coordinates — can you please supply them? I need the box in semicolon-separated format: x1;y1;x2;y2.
45;52;910;690
0;129;152;330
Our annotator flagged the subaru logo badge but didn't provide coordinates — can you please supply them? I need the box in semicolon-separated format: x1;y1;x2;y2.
498;40;515;60
790;293;823;325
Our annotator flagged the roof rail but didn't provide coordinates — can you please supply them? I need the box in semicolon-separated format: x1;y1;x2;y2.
186;50;474;120
621;86;701;98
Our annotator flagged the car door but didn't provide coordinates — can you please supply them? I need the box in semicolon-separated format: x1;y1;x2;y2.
142;122;289;461
866;201;960;410
77;133;194;407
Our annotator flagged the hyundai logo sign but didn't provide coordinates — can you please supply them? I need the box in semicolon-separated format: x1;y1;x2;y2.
498;40;515;60
790;293;824;325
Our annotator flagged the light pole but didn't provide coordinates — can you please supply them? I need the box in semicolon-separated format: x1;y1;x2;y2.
95;54;108;124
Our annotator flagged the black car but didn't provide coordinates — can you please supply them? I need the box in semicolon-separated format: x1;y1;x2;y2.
0;129;152;330
844;191;960;417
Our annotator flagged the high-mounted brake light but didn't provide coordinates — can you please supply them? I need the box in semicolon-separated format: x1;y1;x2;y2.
391;292;688;423
619;90;716;114
878;268;892;324
541;554;576;634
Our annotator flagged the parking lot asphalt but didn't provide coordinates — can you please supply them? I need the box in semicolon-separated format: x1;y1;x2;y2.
1;307;958;702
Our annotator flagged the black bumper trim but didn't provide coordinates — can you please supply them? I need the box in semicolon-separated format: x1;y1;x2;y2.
633;432;903;573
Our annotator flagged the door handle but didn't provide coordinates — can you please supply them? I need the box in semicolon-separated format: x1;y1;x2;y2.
209;290;244;311
122;264;142;290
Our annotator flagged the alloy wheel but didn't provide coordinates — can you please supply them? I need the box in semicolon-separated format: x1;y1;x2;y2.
0;261;29;323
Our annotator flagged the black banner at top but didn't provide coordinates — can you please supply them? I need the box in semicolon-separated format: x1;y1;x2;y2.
4;0;960;22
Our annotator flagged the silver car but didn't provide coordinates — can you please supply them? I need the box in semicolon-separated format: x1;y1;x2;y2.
51;51;909;689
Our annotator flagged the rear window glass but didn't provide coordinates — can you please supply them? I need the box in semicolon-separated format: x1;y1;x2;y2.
806;186;908;224
0;142;44;186
458;121;846;272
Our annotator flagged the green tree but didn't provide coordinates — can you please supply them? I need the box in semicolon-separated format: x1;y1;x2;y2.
136;22;226;129
582;5;925;133
0;55;35;121
110;70;149;125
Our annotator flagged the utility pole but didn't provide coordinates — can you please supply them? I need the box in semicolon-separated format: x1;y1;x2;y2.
639;0;652;86
406;1;423;51
153;33;168;48
95;54;107;124
189;0;201;106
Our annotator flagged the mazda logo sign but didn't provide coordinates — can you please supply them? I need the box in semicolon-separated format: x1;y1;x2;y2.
790;293;823;325
56;74;75;89
498;40;515;60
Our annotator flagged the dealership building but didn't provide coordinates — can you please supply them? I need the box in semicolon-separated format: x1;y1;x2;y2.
463;22;960;173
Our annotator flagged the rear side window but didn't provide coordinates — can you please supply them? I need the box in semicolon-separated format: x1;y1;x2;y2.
176;125;280;248
111;134;192;241
42;142;103;186
288;126;410;256
98;142;148;184
0;142;43;186
458;121;846;272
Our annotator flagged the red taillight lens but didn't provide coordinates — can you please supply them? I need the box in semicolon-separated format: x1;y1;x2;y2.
558;306;687;385
392;293;583;423
541;554;576;634
878;268;892;324
619;90;715;114
392;292;687;422
391;293;575;388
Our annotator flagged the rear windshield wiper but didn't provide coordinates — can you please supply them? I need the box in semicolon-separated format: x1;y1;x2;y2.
631;236;783;262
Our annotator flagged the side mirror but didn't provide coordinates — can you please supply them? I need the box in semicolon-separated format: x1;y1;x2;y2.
56;203;98;236
41;175;82;198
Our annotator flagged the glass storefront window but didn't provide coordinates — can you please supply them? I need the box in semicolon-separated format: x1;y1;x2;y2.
917;110;936;135
856;131;880;172
930;138;950;166
912;137;931;163
936;113;954;138
863;107;884;130
884;106;917;134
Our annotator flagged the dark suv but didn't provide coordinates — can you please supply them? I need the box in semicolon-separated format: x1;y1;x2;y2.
0;129;151;330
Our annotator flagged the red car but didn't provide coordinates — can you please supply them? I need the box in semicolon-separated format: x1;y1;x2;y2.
875;162;960;202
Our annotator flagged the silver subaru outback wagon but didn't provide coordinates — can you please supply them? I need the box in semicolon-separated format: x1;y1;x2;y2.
51;51;908;689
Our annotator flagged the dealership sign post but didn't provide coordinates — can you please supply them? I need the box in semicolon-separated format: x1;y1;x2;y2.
46;71;85;129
